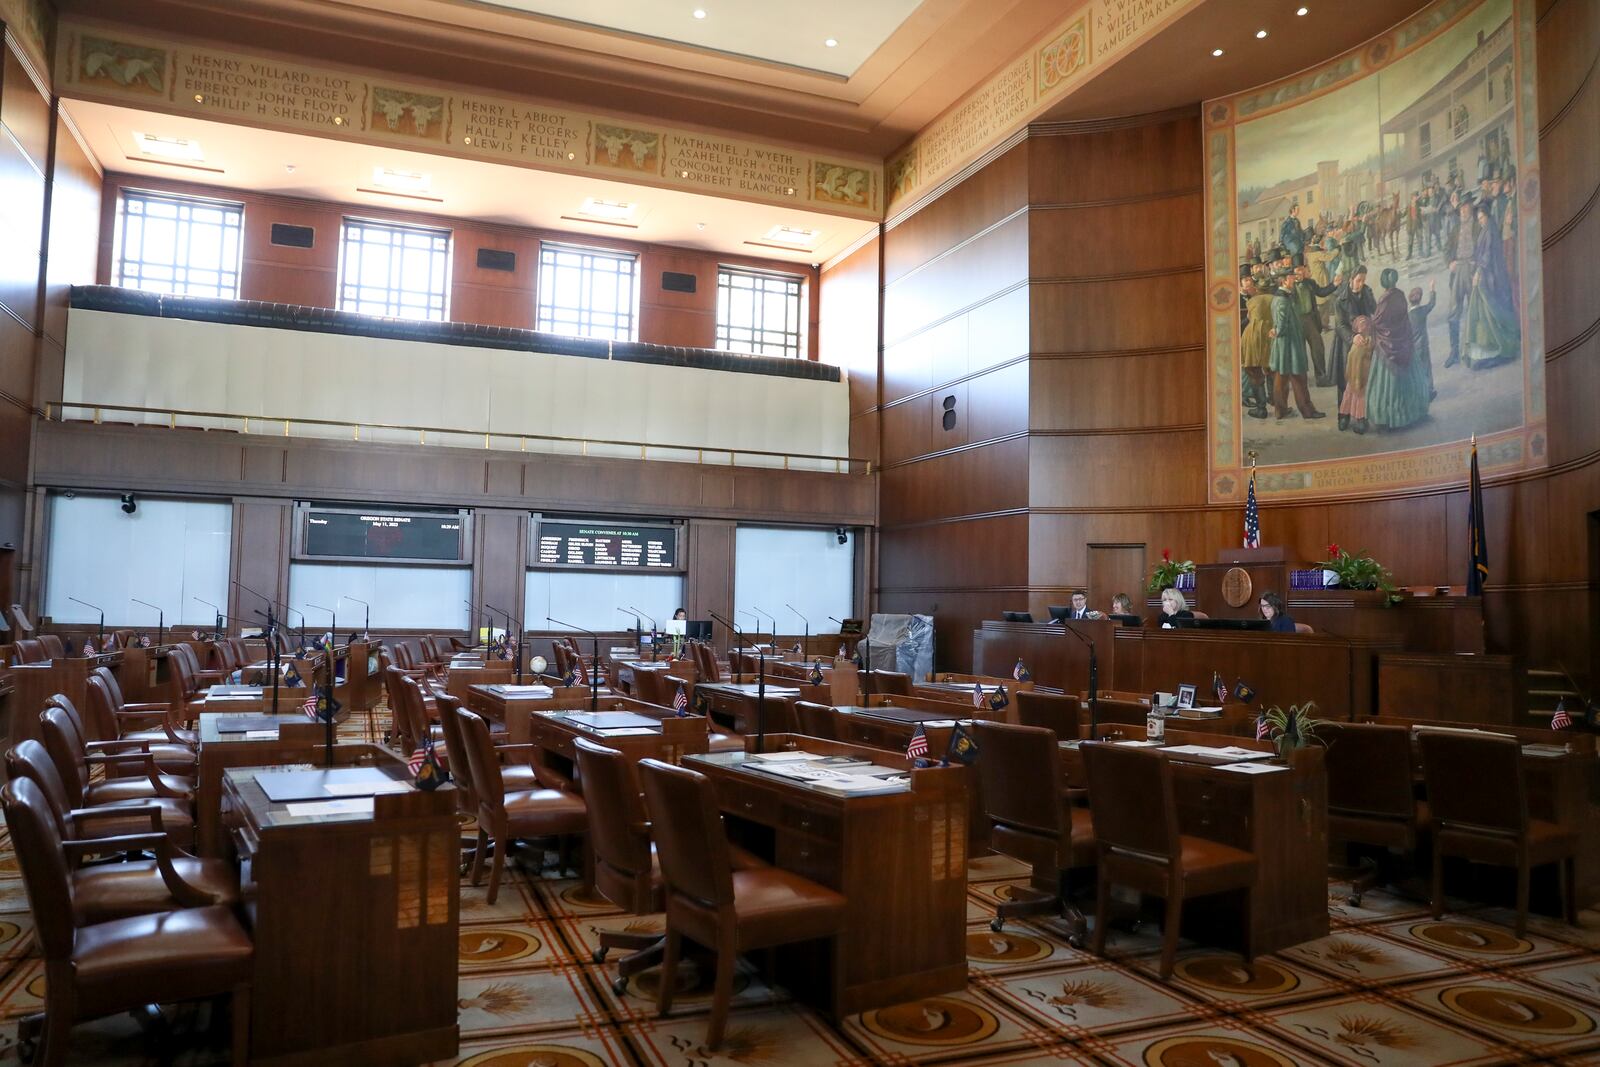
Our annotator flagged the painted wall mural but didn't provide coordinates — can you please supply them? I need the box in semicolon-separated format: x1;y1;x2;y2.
1204;0;1546;503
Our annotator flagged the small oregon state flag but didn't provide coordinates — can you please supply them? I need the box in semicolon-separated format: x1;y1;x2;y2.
808;663;825;686
1234;680;1258;704
1012;659;1031;682
987;684;1010;711
945;723;980;765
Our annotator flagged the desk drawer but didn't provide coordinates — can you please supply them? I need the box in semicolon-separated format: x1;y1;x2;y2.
1176;776;1250;844
780;800;839;839
724;780;781;825
777;830;841;887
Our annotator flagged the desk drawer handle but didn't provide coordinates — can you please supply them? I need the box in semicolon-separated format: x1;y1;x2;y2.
743;801;755;811
798;848;811;859
799;817;812;830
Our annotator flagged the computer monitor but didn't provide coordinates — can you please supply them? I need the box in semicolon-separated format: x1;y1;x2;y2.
1046;605;1072;623
1108;613;1143;627
685;620;712;641
1001;610;1034;623
1174;617;1269;631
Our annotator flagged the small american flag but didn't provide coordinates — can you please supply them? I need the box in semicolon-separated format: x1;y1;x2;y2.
192;630;202;641
407;746;427;774
302;692;319;721
1256;713;1270;741
906;724;929;761
1551;699;1573;731
139;634;151;648
673;683;689;717
971;683;985;708
1213;671;1229;703
838;643;847;658
1244;468;1261;549
82;639;96;656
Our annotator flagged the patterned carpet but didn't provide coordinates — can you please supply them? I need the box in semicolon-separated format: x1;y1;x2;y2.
1;741;1598;1064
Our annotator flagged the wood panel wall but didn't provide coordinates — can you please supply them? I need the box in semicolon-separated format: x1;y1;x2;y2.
873;5;1600;681
93;174;820;358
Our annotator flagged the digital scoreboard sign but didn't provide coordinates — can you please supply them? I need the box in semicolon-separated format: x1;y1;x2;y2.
302;510;465;561
536;520;678;570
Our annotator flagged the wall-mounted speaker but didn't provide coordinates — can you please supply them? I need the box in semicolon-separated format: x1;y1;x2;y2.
660;270;697;293
270;223;315;248
477;248;517;272
941;394;957;432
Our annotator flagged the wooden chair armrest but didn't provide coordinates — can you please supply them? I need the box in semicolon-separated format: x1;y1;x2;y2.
71;802;165;833
122;701;174;713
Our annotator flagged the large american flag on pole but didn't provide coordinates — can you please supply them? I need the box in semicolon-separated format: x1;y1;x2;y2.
1243;468;1261;549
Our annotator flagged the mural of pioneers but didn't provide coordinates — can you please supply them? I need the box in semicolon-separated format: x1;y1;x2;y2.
1203;0;1546;502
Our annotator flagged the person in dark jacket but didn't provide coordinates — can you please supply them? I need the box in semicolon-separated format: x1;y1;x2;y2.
1259;591;1297;633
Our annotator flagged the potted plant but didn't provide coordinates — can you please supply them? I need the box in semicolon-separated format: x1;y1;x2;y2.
1146;548;1195;594
1318;543;1403;605
1258;702;1326;760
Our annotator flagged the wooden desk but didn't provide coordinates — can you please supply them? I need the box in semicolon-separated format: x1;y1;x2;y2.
523;708;709;791
1376;652;1524;724
692;681;809;736
465;684;619;744
1370;715;1600;907
6;653;123;746
222;749;458;1066
1060;732;1329;956
683;735;967;1017
195;713;324;856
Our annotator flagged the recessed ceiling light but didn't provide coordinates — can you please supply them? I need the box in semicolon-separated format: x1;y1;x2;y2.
825;38;838;47
692;8;706;18
696;222;706;230
579;198;636;221
371;167;431;193
285;163;296;173
764;224;818;247
1297;6;1309;14
1256;28;1268;38
1212;48;1224;57
133;132;204;160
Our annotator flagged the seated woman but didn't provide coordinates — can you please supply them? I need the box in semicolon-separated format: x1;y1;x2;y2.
1108;593;1135;617
1258;591;1297;633
673;608;687;621
1157;588;1194;628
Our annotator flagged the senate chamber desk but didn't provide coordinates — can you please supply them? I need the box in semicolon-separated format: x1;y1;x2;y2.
195;713;327;855
220;746;459;1066
1064;729;1331;956
683;735;968;1017
520;706;711;792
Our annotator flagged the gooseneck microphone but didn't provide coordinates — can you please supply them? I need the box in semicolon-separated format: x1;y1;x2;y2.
547;617;602;712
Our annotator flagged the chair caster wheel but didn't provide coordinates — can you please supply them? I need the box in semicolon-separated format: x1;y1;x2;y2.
593;947;609;964
1068;933;1086;949
989;917;1005;933
1347;894;1363;907
17;1039;35;1064
612;976;629;995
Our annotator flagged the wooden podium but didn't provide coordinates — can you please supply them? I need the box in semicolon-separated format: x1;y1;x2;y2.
1195;547;1290;620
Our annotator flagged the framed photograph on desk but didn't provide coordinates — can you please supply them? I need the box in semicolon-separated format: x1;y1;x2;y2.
1177;684;1197;709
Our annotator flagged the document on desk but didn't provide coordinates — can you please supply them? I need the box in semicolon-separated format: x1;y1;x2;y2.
487;685;555;695
244;730;279;740
1521;743;1568;758
809;775;911;796
282;798;375;818
593;727;659;737
746;751;822;764
1163;744;1273;764
1217;762;1287;774
324;780;413;797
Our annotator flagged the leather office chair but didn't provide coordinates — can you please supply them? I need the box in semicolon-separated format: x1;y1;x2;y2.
1321;722;1426;905
389;671;444;759
2;776;252;1067
93;667;196;747
973;721;1094;944
638;758;846;1051
1418;729;1578;936
455;705;588;904
171;643;225;688
865;669;911;697
1081;742;1257;977
793;701;839;740
39;634;66;660
1293;623;1315;634
574;737;669;994
693;641;723;683
84;675;196;776
44;693;195;789
15;638;46;664
39;706;197;848
1016;691;1081;738
5;740;238;923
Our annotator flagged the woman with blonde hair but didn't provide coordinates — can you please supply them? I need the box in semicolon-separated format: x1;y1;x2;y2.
1158;588;1194;629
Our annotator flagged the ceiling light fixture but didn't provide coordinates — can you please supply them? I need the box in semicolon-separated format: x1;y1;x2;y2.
1212;48;1224;57
1255;28;1268;38
132;132;204;160
764;224;818;247
692;8;706;18
371;167;432;193
578;198;636;221
825;38;838;47
1297;6;1309;14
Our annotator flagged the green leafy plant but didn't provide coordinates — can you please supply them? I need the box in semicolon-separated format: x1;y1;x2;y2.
1319;543;1402;605
1261;702;1327;758
1146;548;1195;594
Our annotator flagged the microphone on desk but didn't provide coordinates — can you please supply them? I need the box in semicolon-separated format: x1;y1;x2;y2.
629;607;659;662
68;597;105;654
306;603;337;646
752;608;778;648
617;607;643;659
343;596;369;640
1058;619;1100;740
546;617;602;713
739;610;762;647
193;596;224;639
828;616;866;671
129;598;166;653
786;604;811;664
710;611;765;753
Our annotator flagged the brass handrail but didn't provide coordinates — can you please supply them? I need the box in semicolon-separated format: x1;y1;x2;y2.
45;400;874;474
